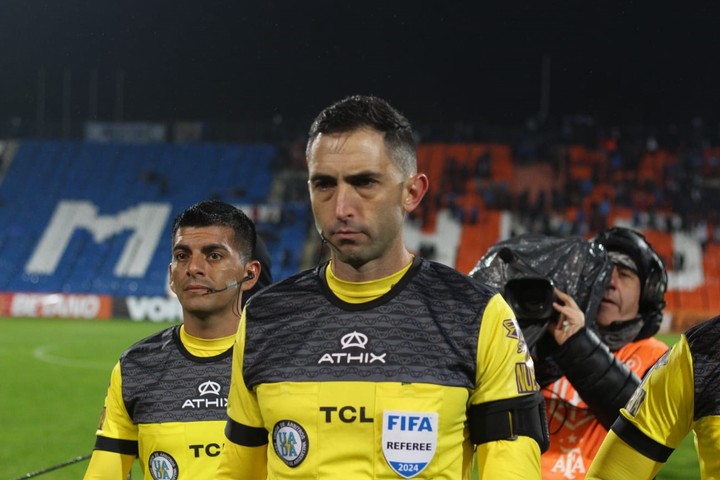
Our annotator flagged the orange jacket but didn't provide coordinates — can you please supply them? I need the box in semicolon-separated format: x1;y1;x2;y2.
540;336;667;479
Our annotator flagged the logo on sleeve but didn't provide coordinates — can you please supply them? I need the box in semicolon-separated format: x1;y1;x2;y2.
627;349;670;416
272;420;309;467
382;411;438;478
503;317;528;354
148;451;178;480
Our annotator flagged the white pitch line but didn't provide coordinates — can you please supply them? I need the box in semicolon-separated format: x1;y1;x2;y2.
32;344;113;370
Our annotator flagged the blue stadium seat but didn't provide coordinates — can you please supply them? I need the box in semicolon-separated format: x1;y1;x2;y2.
0;140;304;297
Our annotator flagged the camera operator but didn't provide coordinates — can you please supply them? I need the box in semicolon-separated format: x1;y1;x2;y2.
536;227;669;479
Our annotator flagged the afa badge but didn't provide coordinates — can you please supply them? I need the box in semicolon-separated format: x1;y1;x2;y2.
382;410;438;478
272;419;309;467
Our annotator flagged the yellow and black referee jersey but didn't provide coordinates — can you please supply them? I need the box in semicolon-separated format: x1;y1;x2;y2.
84;325;234;480
218;256;543;479
588;315;720;479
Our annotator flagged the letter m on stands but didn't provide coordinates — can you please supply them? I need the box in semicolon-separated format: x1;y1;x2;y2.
25;200;171;277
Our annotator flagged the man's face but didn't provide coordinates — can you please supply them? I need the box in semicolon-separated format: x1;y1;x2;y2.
169;225;246;318
307;128;412;273
596;264;642;326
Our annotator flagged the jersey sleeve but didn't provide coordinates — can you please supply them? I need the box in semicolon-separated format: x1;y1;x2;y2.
471;293;542;479
586;336;695;479
617;335;694;453
83;362;137;479
472;293;539;404
217;310;269;479
585;430;663;480
93;362;138;444
475;437;540;479
83;450;135;480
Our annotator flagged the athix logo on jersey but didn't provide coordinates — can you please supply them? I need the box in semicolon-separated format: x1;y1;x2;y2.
341;331;368;348
272;420;309;467
317;331;387;364
148;451;178;480
382;410;438;479
198;380;221;396
182;379;227;409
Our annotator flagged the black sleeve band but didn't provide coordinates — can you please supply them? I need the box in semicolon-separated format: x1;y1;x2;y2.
469;391;549;453
225;417;269;447
94;436;139;456
611;415;674;463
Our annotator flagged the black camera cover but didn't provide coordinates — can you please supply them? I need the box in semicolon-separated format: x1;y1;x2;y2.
469;233;612;349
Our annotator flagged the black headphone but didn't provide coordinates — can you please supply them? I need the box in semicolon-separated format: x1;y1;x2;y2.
594;227;668;337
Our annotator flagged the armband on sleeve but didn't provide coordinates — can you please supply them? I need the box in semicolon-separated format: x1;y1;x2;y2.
553;327;640;428
469;392;549;453
225;417;269;447
611;415;674;462
94;435;139;456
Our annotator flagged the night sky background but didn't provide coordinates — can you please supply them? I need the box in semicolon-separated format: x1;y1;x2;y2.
2;1;719;130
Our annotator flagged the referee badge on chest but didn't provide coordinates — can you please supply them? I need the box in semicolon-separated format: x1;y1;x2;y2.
272;419;309;468
148;451;179;480
382;410;438;478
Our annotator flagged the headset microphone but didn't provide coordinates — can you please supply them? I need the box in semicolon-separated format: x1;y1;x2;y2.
202;272;254;295
316;231;331;265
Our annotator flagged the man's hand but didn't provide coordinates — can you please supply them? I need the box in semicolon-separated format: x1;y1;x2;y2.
547;289;585;345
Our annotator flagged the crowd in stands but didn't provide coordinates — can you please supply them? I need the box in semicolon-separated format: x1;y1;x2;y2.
3;113;719;255
406;116;720;253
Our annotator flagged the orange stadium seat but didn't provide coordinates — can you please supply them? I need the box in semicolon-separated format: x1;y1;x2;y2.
416;144;447;232
705;283;720;311
664;288;680;312
446;144;473;164
678;288;708;312
456;210;502;274
607;206;634;225
641;230;673;271
489;144;514;184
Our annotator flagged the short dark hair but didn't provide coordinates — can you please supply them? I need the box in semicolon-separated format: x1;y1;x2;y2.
306;95;417;176
171;199;256;261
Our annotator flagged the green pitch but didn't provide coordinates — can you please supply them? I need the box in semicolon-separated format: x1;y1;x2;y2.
0;318;699;479
0;317;165;479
